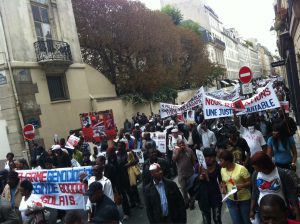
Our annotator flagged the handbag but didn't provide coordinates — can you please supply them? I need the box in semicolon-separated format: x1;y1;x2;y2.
132;165;141;176
114;192;123;205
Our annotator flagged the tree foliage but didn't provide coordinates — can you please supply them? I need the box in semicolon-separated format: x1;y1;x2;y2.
203;63;227;86
72;0;213;103
180;20;202;37
161;4;183;25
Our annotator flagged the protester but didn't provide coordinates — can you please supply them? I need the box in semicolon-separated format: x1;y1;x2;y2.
227;126;251;167
198;120;217;150
4;153;14;171
95;156;117;193
19;180;46;224
52;145;72;168
124;132;135;150
132;123;142;149
126;148;143;208
194;148;222;224
235;114;266;156
219;150;251;224
85;182;120;223
266;123;297;170
142;147;171;188
172;139;196;209
250;151;300;221
260;194;300;224
2;171;22;210
142;132;157;153
124;118;132;133
144;163;186;223
116;141;134;218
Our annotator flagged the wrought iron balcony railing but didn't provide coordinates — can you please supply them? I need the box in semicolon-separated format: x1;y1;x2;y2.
34;40;72;63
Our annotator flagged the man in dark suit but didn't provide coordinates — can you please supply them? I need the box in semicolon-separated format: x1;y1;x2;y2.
144;163;186;224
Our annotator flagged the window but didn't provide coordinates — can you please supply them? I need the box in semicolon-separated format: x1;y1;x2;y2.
46;75;69;101
31;4;52;41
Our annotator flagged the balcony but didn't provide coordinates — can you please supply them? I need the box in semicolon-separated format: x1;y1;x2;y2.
34;40;72;73
214;38;226;50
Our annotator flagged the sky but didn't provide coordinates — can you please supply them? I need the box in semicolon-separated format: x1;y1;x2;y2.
137;0;278;55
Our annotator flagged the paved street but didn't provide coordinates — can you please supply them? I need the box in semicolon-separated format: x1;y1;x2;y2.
125;130;300;224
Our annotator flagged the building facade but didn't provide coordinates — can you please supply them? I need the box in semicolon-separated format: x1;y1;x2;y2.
0;0;162;159
222;28;239;80
274;0;300;124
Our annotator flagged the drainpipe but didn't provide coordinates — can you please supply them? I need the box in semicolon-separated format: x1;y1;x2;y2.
0;11;28;153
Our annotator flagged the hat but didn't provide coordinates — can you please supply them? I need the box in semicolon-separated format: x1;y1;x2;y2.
178;121;184;125
84;182;103;196
149;163;161;171
51;145;61;150
135;123;140;127
171;128;178;133
156;123;161;127
149;119;153;122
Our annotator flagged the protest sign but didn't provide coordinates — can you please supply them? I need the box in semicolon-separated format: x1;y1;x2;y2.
184;110;195;123
80;110;117;142
203;94;235;119
133;149;145;172
160;87;204;118
17;166;93;210
238;82;280;115
206;85;240;101
65;135;80;149
150;132;167;153
203;82;280;119
196;150;207;169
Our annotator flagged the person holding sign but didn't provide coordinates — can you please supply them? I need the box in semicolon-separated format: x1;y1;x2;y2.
194;148;223;224
219;150;251;224
197;121;217;150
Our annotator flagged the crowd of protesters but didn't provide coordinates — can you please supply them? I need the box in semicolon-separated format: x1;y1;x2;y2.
0;83;300;223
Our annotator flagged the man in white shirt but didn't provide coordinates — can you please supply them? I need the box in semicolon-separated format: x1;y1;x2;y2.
235;114;266;156
85;165;114;215
197;121;216;150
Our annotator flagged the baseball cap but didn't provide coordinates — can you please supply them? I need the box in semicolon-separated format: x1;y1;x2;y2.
51;145;61;151
149;163;161;171
135;123;140;127
84;181;103;196
171;128;178;133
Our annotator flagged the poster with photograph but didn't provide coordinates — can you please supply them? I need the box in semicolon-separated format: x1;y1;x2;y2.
150;132;167;153
184;110;195;123
80;110;117;142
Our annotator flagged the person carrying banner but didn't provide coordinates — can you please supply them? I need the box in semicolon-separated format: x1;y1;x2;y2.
234;114;266;157
197;120;217;150
2;171;22;212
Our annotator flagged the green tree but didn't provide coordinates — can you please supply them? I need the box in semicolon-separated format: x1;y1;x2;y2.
161;4;183;25
180;20;202;36
204;63;227;86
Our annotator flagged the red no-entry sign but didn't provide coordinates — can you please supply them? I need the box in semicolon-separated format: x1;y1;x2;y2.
23;124;35;140
239;66;252;84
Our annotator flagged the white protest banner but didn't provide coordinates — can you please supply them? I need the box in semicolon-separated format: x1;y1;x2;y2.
17;166;93;210
203;82;280;119
237;82;280;115
160;103;180;118
207;84;240;101
150;132;167;153
160;87;204;118
196;150;207;169
65;134;80;149
177;87;204;114
203;94;235;119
